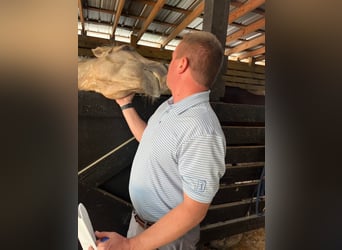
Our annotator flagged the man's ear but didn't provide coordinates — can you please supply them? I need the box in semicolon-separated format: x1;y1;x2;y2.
177;57;189;73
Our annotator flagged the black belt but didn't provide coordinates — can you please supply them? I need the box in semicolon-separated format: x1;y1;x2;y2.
133;210;154;229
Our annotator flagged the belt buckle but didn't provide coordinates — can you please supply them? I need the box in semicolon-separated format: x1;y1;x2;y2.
133;211;151;229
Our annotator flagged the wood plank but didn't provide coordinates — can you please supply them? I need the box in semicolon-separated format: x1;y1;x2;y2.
78;93;265;124
227;60;265;73
212;181;260;205
226;161;265;168
222;126;265;145
78;183;132;235
112;0;126;38
78;117;134;169
223;75;265;85
161;1;204;47
133;0;166;45
78;0;85;35
78;35;173;61
223;86;265;104
238;46;265;61
78;47;94;57
78;92;168;172
162;3;191;15
226;17;265;43
200;214;265;243
78;91;168;118
134;45;172;62
226;34;265;55
211;103;265;125
225;69;265;80
255;54;265;61
224;82;265;93
202;199;265;226
99;166;132;203
226;145;265;163
78;35;115;49
221;164;264;184
228;0;265;24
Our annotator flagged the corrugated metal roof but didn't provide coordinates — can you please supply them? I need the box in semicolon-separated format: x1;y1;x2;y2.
78;0;265;65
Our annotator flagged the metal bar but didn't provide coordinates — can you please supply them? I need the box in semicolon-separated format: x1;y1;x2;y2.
78;136;135;175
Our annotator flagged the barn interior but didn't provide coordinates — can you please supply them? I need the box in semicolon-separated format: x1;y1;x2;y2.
78;0;265;249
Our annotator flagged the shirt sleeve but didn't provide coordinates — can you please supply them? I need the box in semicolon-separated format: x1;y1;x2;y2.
178;134;226;203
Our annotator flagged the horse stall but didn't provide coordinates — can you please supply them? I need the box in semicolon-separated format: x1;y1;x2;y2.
78;59;265;248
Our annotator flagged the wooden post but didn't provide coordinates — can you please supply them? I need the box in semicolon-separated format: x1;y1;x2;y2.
203;0;230;101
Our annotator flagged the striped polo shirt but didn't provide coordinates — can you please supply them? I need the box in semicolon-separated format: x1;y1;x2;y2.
129;90;226;222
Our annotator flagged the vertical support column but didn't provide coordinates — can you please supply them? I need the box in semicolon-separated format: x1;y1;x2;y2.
130;34;138;48
203;0;230;101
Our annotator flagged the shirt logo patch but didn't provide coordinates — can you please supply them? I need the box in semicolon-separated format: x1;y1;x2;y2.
197;179;206;192
182;176;207;193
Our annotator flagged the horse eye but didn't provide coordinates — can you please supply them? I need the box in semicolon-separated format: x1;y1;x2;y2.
121;45;134;51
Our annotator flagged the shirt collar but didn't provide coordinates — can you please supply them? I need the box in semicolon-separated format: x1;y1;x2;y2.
167;90;210;115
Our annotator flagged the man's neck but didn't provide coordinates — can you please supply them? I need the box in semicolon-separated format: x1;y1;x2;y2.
171;84;208;103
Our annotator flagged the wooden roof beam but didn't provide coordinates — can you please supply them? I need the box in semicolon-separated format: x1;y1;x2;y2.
230;0;265;16
111;0;126;39
254;55;265;61
162;4;191;15
228;0;265;24
78;35;172;61
161;1;205;48
78;0;85;35
225;34;265;55
238;46;265;60
132;0;166;46
226;17;265;43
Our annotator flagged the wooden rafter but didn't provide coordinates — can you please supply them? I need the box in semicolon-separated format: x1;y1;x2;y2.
78;35;172;60
228;0;265;24
225;34;265;55
111;0;126;39
255;55;265;61
161;1;204;48
230;0;265;16
226;17;265;43
162;4;191;15
133;0;166;44
78;0;85;34
238;46;265;60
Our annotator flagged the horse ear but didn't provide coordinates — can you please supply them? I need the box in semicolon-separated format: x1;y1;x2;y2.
92;46;113;58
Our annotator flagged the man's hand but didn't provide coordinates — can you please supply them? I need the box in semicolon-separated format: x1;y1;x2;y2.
113;92;146;142
88;231;131;250
116;93;135;107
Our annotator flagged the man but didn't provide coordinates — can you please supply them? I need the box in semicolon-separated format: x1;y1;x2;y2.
92;31;226;250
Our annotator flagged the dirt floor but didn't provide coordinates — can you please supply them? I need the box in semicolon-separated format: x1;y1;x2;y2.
201;227;265;250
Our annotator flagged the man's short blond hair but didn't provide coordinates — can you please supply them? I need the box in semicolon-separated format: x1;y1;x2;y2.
176;31;224;88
